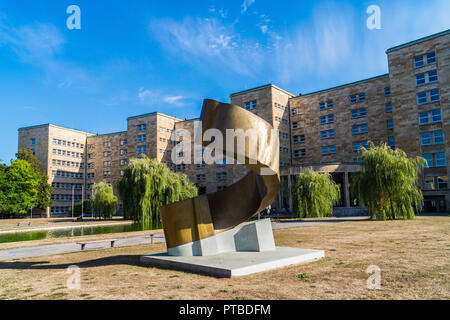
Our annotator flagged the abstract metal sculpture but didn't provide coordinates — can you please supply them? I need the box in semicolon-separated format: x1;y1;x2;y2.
160;99;280;254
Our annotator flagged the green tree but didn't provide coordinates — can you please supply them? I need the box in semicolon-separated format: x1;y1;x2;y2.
1;159;40;215
292;169;341;218
117;156;198;227
92;182;118;219
16;149;52;210
69;199;92;217
351;143;425;220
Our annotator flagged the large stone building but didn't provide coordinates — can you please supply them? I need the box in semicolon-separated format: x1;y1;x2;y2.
18;30;449;217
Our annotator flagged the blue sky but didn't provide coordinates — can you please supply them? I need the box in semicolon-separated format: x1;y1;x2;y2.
0;0;449;162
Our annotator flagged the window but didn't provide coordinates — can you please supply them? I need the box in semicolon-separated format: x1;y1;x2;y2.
320;116;326;124
103;142;111;148
350;95;357;104
176;164;185;171
388;136;395;147
353;141;369;151
425;176;435;190
435;153;446;167
121;139;128;146
326;100;333;109
245;100;257;110
216;172;227;181
384;87;391;96
352;108;366;119
329;145;336;154
358;93;366;102
386;103;392;113
416;73;426;86
138;146;147;154
196;174;206;183
31;138;35;146
433;130;444;144
327;115;334;123
293;135;305;143
428;70;438;83
321;146;328;155
421;132;431;146
138;134;147;143
328;129;335;138
414;56;424;68
426;52;436;65
120;149;128;156
294;149;306;158
320;131;327;139
387;119;393;129
319;102;325;111
103;151;111;157
437;176;448;190
423;153;433;168
138;124;147;132
430;89;440;102
120;159;128;166
431;109;442;123
352;124;368;135
417;92;427;105
103;171;111;178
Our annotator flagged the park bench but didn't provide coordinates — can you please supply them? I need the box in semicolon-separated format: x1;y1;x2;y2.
76;239;118;251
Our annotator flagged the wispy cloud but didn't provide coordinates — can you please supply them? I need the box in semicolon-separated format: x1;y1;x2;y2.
138;87;189;107
149;17;265;77
241;0;256;14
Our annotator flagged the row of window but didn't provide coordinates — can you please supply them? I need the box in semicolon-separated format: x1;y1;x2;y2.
419;109;442;125
50;207;70;214
274;116;289;125
52;159;84;168
138;145;147;154
279;132;289;139
414;52;435;68
423;153;446;168
160;127;173;133
417;89;440;105
51;182;83;190
420;130;444;146
52;139;84;149
416;70;438;86
319;101;334;110
137;124;147;132
138;134;147;143
274;102;287;111
52;170;83;179
350;93;366;104
424;176;448;191
52;149;84;159
51;194;83;202
244;100;257;110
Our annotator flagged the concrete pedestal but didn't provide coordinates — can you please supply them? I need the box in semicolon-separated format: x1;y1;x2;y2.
140;219;325;277
141;247;324;278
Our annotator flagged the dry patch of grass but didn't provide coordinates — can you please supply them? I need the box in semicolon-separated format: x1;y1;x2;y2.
0;216;448;300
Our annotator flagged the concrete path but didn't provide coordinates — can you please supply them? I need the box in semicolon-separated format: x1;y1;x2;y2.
0;234;165;261
0;217;368;261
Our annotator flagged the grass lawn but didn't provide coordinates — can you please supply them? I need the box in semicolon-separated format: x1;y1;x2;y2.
0;216;448;300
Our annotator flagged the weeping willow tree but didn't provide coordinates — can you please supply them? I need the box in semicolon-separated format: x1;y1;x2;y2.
116;156;198;228
292;169;341;218
92;182;118;219
351;143;425;220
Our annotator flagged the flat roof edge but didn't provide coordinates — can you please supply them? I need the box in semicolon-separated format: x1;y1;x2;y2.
386;29;450;53
18;123;94;135
294;73;390;98
230;84;295;97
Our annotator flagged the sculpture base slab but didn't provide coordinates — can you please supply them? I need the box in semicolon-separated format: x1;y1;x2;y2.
140;247;324;278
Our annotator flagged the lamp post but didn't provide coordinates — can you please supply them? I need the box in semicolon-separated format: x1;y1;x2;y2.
71;184;75;220
81;184;84;220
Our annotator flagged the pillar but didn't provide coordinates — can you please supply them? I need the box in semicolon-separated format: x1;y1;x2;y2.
344;172;351;208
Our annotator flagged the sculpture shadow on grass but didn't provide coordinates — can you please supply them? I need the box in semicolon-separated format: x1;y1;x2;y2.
0;255;145;270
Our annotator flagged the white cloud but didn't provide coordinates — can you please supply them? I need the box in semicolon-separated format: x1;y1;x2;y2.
241;0;256;14
138;88;188;107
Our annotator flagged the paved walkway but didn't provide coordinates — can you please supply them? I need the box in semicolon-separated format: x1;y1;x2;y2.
0;234;165;261
271;216;369;230
0;217;368;261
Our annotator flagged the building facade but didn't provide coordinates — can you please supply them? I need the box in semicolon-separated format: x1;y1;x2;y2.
18;30;449;217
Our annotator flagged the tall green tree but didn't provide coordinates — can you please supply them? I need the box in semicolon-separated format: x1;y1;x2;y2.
292;169;341;218
1;159;40;215
92;182;118;219
16;149;52;210
351;143;425;220
117;156;198;227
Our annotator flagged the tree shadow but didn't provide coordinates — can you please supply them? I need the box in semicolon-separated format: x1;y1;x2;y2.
0;255;146;270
